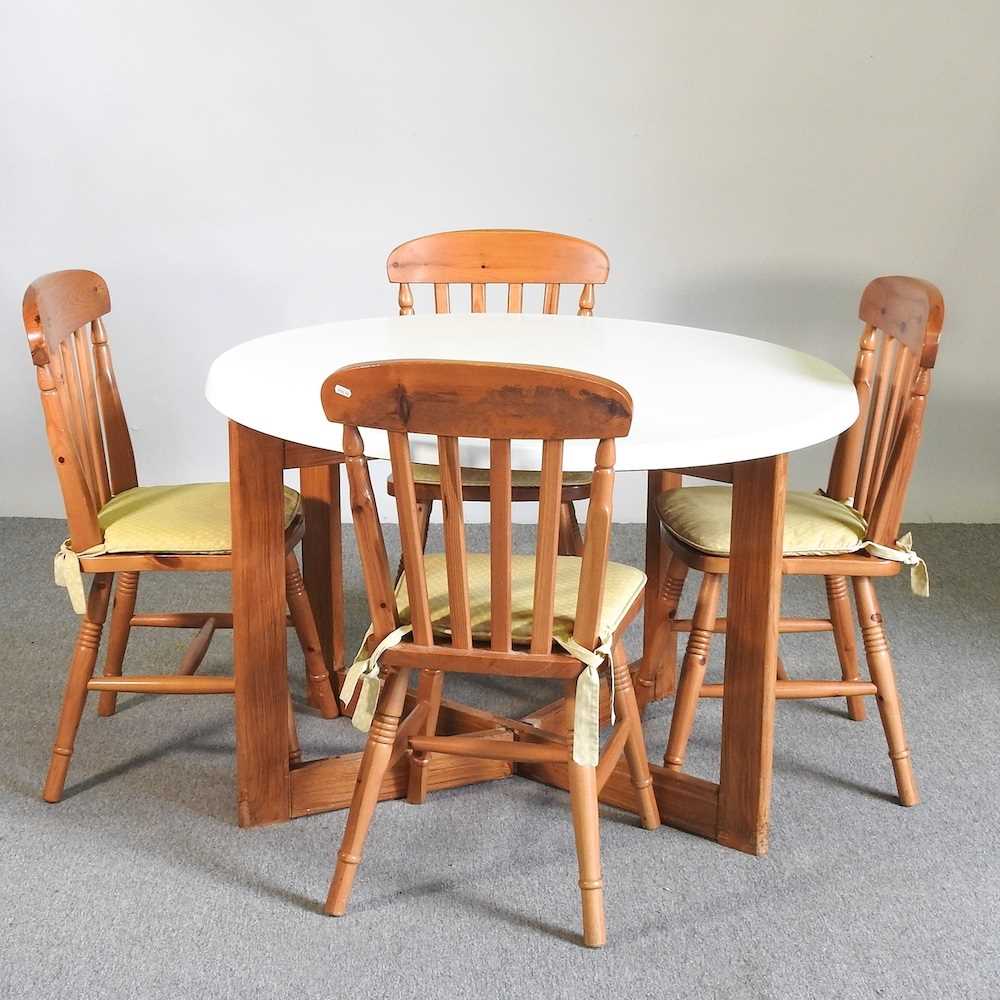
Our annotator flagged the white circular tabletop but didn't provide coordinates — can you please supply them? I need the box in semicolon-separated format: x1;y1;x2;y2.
205;314;858;472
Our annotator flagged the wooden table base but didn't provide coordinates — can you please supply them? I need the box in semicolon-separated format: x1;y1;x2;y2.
232;422;782;858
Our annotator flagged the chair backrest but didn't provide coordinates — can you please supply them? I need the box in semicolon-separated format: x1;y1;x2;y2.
386;229;609;316
321;360;632;662
22;270;137;551
826;276;944;545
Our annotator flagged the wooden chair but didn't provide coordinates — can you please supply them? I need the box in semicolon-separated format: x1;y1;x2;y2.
385;229;610;557
641;276;944;807
320;359;658;948
22;270;340;804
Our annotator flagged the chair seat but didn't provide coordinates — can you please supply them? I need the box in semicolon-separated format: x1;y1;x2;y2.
656;486;868;557
96;483;301;554
408;463;592;489
396;553;646;645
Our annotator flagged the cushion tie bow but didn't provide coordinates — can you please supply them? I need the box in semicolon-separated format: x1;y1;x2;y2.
554;627;616;767
863;533;929;597
341;624;414;732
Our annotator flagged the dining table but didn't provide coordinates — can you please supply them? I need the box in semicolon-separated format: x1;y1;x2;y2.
205;312;858;855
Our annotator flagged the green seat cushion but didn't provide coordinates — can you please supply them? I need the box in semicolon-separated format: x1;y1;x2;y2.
97;483;301;554
656;486;867;557
396;553;646;645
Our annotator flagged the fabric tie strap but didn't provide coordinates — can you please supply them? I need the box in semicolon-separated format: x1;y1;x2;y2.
555;628;615;767
341;624;414;732
54;540;106;614
863;533;929;597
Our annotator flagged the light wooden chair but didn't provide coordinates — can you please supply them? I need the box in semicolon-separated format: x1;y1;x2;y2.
641;276;944;807
23;270;339;804
385;229;610;556
320;359;658;948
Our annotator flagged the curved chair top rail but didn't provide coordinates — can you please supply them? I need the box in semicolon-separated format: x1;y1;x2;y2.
386;229;609;316
321;359;632;441
23;270;111;367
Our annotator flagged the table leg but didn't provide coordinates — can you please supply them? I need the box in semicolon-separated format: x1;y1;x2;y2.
300;462;346;691
641;470;681;698
230;421;291;827
717;454;786;855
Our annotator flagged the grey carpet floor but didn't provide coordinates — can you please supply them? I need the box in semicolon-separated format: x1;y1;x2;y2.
1;517;998;1000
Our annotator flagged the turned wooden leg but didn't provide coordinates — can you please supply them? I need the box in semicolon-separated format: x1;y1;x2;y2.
287;694;303;768
395;501;433;584
558;501;585;556
97;570;139;717
826;575;866;721
326;667;411;916
664;573;722;771
853;577;919;806
636;555;688;710
285;553;339;719
43;573;114;803
611;643;660;830
564;678;605;948
406;668;444;804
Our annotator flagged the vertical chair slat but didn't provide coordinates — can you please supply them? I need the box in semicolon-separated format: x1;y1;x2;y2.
507;283;523;313
437;435;473;647
471;283;486;313
489;439;513;651
577;284;595;317
433;283;450;314
543;283;560;314
91;318;138;494
867;368;932;545
531;439;564;653
74;327;111;505
827;323;877;502
855;333;895;513
389;431;434;645
572;440;615;648
868;346;914;518
60;338;97;506
342;425;398;637
398;282;415;316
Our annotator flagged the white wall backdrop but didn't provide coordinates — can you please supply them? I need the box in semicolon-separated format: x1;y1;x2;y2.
2;1;998;523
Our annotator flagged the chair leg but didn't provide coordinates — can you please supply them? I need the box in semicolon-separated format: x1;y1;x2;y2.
663;572;722;771
406;668;444;804
43;573;114;803
325;667;411;916
558;501;585;556
564;678;605;948
611;643;660;830
97;570;139;717
287;694;303;768
636;555;688;710
285;553;340;719
826;575;866;721
853;577;919;806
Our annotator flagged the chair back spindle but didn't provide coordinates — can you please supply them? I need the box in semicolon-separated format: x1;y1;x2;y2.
386;229;609;316
321;361;632;666
826;276;943;546
23;271;138;551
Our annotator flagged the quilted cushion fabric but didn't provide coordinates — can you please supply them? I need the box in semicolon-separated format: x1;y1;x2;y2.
395;552;646;644
656;486;868;557
97;483;301;554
